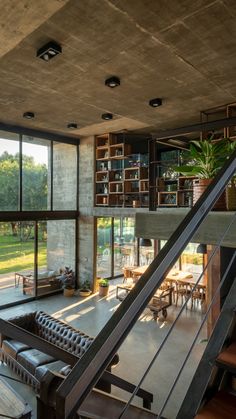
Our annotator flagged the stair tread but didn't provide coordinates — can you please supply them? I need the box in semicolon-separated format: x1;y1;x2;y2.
78;388;157;419
195;391;236;419
216;342;236;368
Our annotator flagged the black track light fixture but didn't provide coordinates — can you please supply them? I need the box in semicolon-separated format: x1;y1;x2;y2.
37;41;62;61
105;76;120;88
23;112;35;119
102;113;113;120
67;123;78;129
149;98;162;108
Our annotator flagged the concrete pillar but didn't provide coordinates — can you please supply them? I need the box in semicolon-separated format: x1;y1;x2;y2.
78;136;95;289
47;142;77;274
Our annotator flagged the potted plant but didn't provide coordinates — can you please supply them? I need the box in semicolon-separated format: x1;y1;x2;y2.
173;136;236;210
58;267;75;297
79;279;92;297
98;278;109;297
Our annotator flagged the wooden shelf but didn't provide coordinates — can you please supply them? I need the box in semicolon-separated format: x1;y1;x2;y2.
158;191;178;206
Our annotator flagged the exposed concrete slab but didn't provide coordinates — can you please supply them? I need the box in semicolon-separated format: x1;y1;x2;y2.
136;209;236;248
0;0;69;58
0;0;236;134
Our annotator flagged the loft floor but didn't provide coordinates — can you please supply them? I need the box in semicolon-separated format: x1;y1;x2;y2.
0;281;207;418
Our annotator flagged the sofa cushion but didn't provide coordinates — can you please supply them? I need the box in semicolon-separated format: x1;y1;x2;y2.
2;340;30;359
35;360;68;382
17;349;55;375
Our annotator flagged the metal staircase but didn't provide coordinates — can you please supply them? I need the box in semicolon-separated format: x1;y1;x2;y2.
54;149;236;419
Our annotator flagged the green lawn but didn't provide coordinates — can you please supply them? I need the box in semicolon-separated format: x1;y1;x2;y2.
0;235;46;274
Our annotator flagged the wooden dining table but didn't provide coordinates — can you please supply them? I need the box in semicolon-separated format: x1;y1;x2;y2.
131;265;206;289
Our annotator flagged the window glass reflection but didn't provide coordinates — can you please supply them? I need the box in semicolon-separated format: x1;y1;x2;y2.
0;132;19;211
22;136;51;210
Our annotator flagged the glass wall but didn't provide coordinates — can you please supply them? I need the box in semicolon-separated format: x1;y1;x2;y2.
180;243;204;280
160;240;204;274
36;220;76;296
114;217;137;276
139;239;155;266
96;217;137;279
0;129;78;309
0;131;20;211
0;222;35;304
97;218;112;278
22;136;51;211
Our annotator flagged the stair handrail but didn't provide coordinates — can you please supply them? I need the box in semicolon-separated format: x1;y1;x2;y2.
157;249;236;418
56;150;236;419
118;210;236;418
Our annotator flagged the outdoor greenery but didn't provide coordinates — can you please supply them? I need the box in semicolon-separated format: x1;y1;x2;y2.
0;151;48;211
0;233;46;275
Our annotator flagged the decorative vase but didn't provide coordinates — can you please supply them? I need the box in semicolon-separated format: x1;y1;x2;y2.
63;288;75;297
193;179;227;211
98;286;109;297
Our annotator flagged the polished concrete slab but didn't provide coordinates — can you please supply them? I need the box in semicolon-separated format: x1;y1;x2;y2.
0;282;207;418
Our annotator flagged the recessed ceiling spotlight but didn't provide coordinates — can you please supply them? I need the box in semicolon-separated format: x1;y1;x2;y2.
105;76;120;88
67;123;78;129
37;41;62;61
149;98;162;107
102;113;113;120
23;112;35;119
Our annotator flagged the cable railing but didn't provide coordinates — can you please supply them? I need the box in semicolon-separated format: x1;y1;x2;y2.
56;149;236;419
118;210;236;419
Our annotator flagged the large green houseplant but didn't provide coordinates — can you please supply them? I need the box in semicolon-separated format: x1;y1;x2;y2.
173;137;236;209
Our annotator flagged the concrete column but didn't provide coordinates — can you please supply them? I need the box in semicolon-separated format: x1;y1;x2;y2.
78;136;95;289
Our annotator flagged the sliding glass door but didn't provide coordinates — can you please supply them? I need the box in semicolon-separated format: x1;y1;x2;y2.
0;222;35;304
96;217;137;279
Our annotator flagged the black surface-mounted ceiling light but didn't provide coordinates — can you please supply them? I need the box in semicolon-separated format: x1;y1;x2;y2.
23;112;35;119
149;98;162;107
67;123;78;129
37;41;62;61
105;76;120;88
102;113;113;120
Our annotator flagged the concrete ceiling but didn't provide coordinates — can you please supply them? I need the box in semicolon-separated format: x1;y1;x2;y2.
0;0;236;138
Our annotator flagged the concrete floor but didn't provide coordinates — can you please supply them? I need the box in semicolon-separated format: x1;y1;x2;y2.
0;282;207;418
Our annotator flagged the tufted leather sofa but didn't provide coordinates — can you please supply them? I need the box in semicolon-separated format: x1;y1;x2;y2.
0;311;119;392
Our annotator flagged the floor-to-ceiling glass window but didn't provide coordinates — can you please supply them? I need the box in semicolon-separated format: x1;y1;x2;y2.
36;220;76;296
96;217;137;279
180;243;204;280
97;218;112;279
0;131;20;211
0;130;78;309
22;136;51;211
114;217;137;276
0;221;35;304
